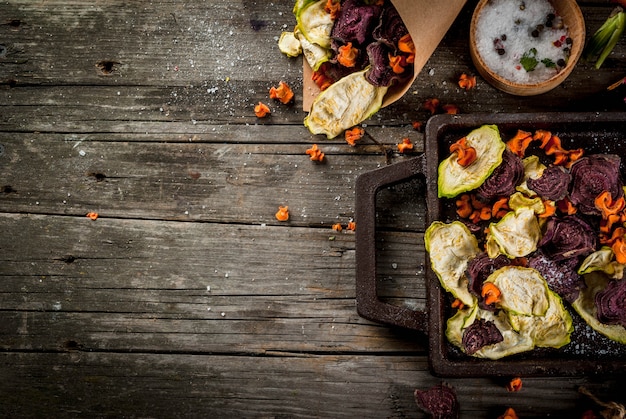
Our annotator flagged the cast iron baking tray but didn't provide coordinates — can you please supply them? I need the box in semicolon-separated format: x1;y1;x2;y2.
355;112;626;377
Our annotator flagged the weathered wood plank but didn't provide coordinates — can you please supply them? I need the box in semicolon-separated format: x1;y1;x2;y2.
0;213;426;353
1;1;625;133
0;132;425;227
0;352;622;418
1;0;626;417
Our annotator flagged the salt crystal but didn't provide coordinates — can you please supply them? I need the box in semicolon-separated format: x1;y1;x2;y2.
474;0;570;84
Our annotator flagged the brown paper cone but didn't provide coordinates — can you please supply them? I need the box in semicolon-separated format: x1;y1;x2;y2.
302;0;467;111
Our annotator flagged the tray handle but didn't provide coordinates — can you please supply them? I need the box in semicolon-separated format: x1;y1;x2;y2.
355;155;429;332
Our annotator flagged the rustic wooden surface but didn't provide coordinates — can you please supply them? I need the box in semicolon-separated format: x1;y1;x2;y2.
1;0;626;417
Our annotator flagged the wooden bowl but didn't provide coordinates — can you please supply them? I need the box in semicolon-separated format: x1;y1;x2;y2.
469;0;585;96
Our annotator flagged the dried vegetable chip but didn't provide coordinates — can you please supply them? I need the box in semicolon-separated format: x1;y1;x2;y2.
438;125;506;198
487;207;541;259
425;221;480;307
280;0;415;138
573;273;626;344
427;124;626;358
304;69;388;138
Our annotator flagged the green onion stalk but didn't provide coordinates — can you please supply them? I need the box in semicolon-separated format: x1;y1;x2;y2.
583;6;625;69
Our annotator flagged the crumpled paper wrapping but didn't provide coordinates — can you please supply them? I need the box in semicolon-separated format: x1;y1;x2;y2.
302;0;467;111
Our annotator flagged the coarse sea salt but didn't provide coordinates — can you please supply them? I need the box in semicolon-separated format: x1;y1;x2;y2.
475;0;572;84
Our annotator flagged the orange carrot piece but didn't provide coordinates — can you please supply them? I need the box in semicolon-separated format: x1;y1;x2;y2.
397;137;414;153
506;377;523;392
533;129;553;148
458;73;477;91
269;81;294;104
345;127;364;146
451;298;465;310
498;407;519;419
305;144;325;162
397;33;415;64
254;102;271;118
470;209;482;224
612;237;626;264
275;206;289;221
324;0;341;20
331;223;343;232
312;70;333;91
456;194;473;218
470;194;487;209
449;137;477;167
442;104;460;115
337;42;359;68
601;225;625;244
595;191;625;219
397;33;415;54
600;214;622;236
492;197;510;218
86;212;99;220
423;98;440;115
506;129;534;157
346;221;356;231
567;148;585;166
479;206;492;221
557;198;577;215
481;282;501;305
539;200;557;218
388;53;406;74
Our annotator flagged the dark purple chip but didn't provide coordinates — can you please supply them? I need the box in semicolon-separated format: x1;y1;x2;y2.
569;154;623;215
414;383;459;419
527;165;571;201
595;277;626;327
476;149;525;202
538;215;596;262
330;0;380;46
461;318;504;355
528;251;583;303
466;253;510;309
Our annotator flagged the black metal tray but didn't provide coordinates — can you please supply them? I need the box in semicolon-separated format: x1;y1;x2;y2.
355;112;626;377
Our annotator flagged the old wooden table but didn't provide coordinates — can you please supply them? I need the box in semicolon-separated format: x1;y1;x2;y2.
1;0;626;417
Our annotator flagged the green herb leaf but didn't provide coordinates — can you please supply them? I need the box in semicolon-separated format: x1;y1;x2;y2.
520;48;538;72
542;58;556;68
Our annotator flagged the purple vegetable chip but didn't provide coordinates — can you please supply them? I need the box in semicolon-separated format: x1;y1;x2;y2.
569;154;623;215
595;277;626;327
373;1;408;48
331;0;381;46
365;41;408;87
538;215;596;261
476;149;524;202
466;253;510;309
461;318;504;355
364;42;392;86
414;383;459;419
528;251;583;303
527;165;572;201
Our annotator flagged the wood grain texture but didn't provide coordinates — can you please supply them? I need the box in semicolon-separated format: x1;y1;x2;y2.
1;0;626;417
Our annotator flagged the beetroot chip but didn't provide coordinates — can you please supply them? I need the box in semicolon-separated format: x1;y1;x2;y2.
414;383;459;419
